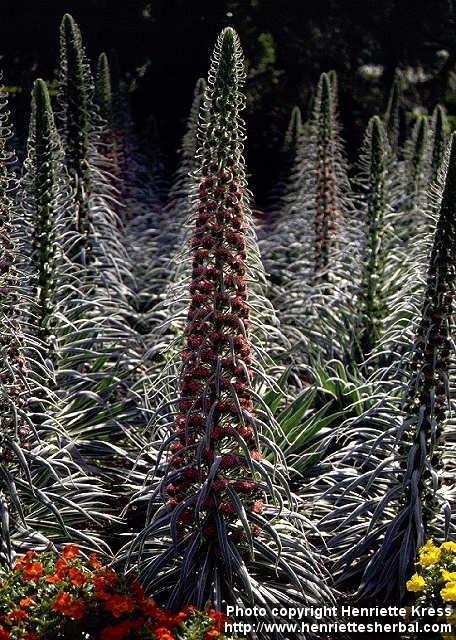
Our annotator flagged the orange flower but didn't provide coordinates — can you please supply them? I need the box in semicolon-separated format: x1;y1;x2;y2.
55;558;69;574
207;609;228;631
152;626;175;640
92;576;112;601
90;552;102;570
23;562;43;581
204;631;220;639
51;591;73;613
14;551;36;571
69;567;86;586
19;598;34;608
104;594;135;618
46;558;69;583
101;567;118;584
141;597;158;616
0;627;10;640
153;607;188;627
8;609;28;622
61;545;79;559
62;600;85;620
51;591;84;619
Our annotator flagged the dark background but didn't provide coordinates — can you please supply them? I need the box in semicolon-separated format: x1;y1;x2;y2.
1;0;456;202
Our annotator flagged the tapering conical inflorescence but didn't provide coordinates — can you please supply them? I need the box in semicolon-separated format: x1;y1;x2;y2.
164;76;207;249
0;89;19;326
283;105;302;156
23;80;62;346
404;115;430;209
401;133;456;494
130;29;334;617
357;134;456;600
95;52;113;125
384;75;403;155
396;114;431;242
430;104;448;182
0;81;29;453
94;51;124;202
167;76;206;206
58;13;94;239
314;72;341;277
264;104;303;218
357;116;388;358
168;25;264;566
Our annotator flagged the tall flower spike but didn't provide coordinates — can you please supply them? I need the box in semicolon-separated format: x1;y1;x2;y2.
159;77;207;257
259;71;356;360
283;105;302;156
59;15;131;295
356;116;389;359
126;27;333;622
167;77;206;211
351;134;456;601
95;52;113;125
0;76;28;447
398;114;431;240
94;52;124;209
430;105;448;183
384;74;403;156
261;105;303;224
20;79;63;349
58;14;94;238
314;72;339;276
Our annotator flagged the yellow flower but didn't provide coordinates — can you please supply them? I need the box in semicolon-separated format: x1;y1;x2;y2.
421;539;437;552
442;542;456;553
406;573;426;592
441;581;456;602
441;569;456;582
419;543;441;567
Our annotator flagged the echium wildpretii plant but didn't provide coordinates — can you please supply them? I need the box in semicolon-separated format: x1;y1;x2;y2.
384;74;404;156
95;51;123;190
283;105;302;156
305;70;357;287
259;71;357;360
327;134;456;601
155;77;208;285
19;79;72;352
398;114;431;240
355;117;391;360
58;14;93;241
313;72;340;276
0;79;91;563
167;77;206;215
58;14;125;270
397;140;455;527
59;15;143;368
299;72;357;355
154;73;290;403
95;52;113;127
126;28;333;623
430;104;448;183
0;78;31;542
261;104;302;223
